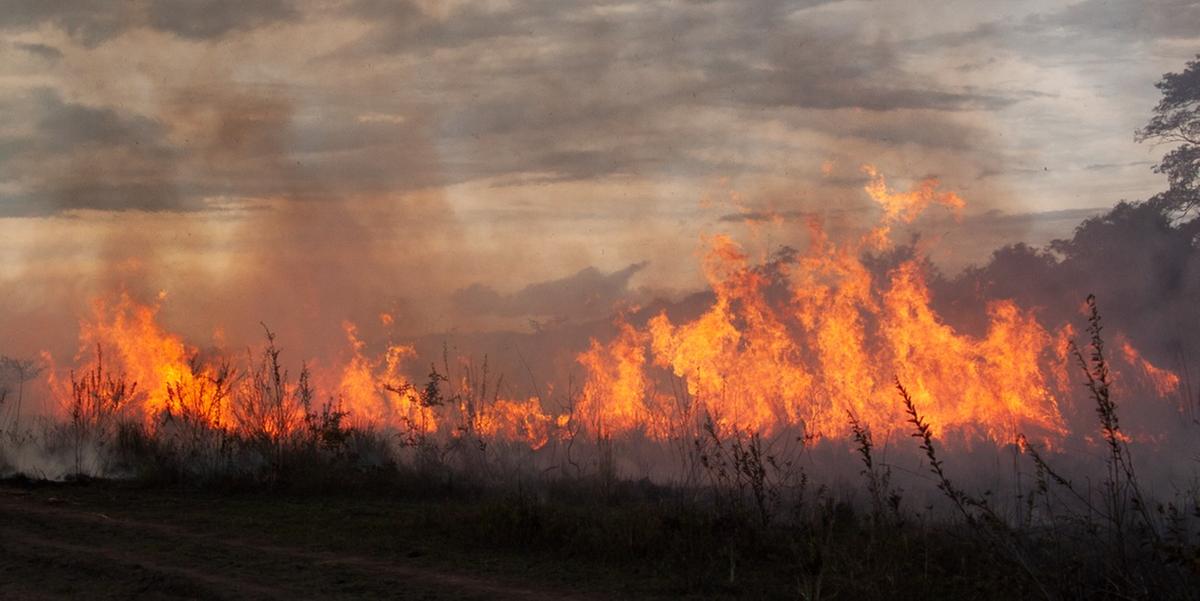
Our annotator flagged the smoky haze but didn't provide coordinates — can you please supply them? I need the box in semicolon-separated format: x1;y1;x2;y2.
0;1;1196;446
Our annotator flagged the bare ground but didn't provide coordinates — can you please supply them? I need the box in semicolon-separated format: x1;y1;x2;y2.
0;483;618;600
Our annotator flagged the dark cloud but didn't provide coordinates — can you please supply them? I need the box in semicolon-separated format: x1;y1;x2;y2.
0;0;300;46
800;111;999;152
0;0;130;47
146;0;299;40
921;0;1200;59
0;0;1049;218
720;209;836;223
0;81;451;216
0;0;1179;243
1085;161;1156;171
0;89;187;216
12;42;62;60
709;32;1019;113
963;207;1107;225
452;262;648;320
1029;0;1200;42
721;206;1105;227
327;0;1032;187
32;89;170;153
735;80;1014;112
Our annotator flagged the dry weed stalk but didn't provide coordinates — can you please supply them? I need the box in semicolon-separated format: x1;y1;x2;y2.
68;345;136;475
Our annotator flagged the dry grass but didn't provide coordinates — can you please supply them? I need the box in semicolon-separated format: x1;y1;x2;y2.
0;298;1197;599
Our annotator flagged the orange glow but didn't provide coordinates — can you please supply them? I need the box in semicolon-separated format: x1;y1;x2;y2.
577;319;661;437
43;167;1180;451
476;397;557;449
1117;335;1180;398
334;321;435;432
861;164;964;248
47;292;229;427
576;166;1070;444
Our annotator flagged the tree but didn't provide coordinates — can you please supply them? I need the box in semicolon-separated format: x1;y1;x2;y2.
1136;55;1200;221
2;355;46;432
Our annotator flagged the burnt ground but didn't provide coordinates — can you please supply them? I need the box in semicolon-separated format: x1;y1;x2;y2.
4;477;1194;600
0;481;657;600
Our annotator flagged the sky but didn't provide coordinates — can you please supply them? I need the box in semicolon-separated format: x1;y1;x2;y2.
0;0;1197;353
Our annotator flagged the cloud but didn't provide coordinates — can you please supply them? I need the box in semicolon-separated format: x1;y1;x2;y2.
0;0;300;46
0;0;1182;322
0;81;449;216
32;89;170;152
922;0;1200;57
343;1;1025;114
0;0;1068;220
452;261;648;319
319;0;1035;192
1028;0;1200;42
966;207;1107;225
12;42;63;61
719;205;1105;227
0;89;188;217
145;0;300;40
0;0;130;47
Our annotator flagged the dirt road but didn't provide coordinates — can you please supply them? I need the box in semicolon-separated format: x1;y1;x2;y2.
0;484;606;600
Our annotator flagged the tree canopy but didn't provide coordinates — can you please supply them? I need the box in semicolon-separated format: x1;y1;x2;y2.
1137;54;1200;220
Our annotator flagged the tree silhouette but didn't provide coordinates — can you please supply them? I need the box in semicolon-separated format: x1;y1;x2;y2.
2;356;46;432
1137;54;1200;222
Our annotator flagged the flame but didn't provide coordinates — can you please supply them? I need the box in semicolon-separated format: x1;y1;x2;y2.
861;164;965;223
577;319;663;437
41;167;1180;452
476;397;557;449
48;292;227;427
861;165;964;248
335;321;435;432
576;166;1065;443
1117;336;1180;398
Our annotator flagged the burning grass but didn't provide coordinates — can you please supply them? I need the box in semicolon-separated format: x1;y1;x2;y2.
0;290;1196;599
1;167;1197;599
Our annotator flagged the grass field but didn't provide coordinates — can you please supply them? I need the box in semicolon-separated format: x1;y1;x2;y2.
8;469;1195;600
0;478;642;600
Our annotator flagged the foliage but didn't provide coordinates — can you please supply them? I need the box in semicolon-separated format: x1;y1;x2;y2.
1138;54;1200;221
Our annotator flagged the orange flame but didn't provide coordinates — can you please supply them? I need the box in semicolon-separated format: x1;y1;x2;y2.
476;397;558;450
47;292;228;427
861;165;964;248
335;321;435;432
41;167;1180;452
576;167;1064;443
1117;335;1180;398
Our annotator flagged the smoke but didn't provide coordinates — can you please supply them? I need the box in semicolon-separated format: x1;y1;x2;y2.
0;39;470;363
451;261;648;323
145;81;465;354
938;201;1200;367
0;2;1197;497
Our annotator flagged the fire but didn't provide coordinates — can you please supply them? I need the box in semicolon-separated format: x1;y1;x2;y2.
476;397;558;450
41;166;1181;451
335;321;435;433
577;319;658;437
47;292;229;427
576;166;1065;443
861;165;964;248
1117;335;1180;398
